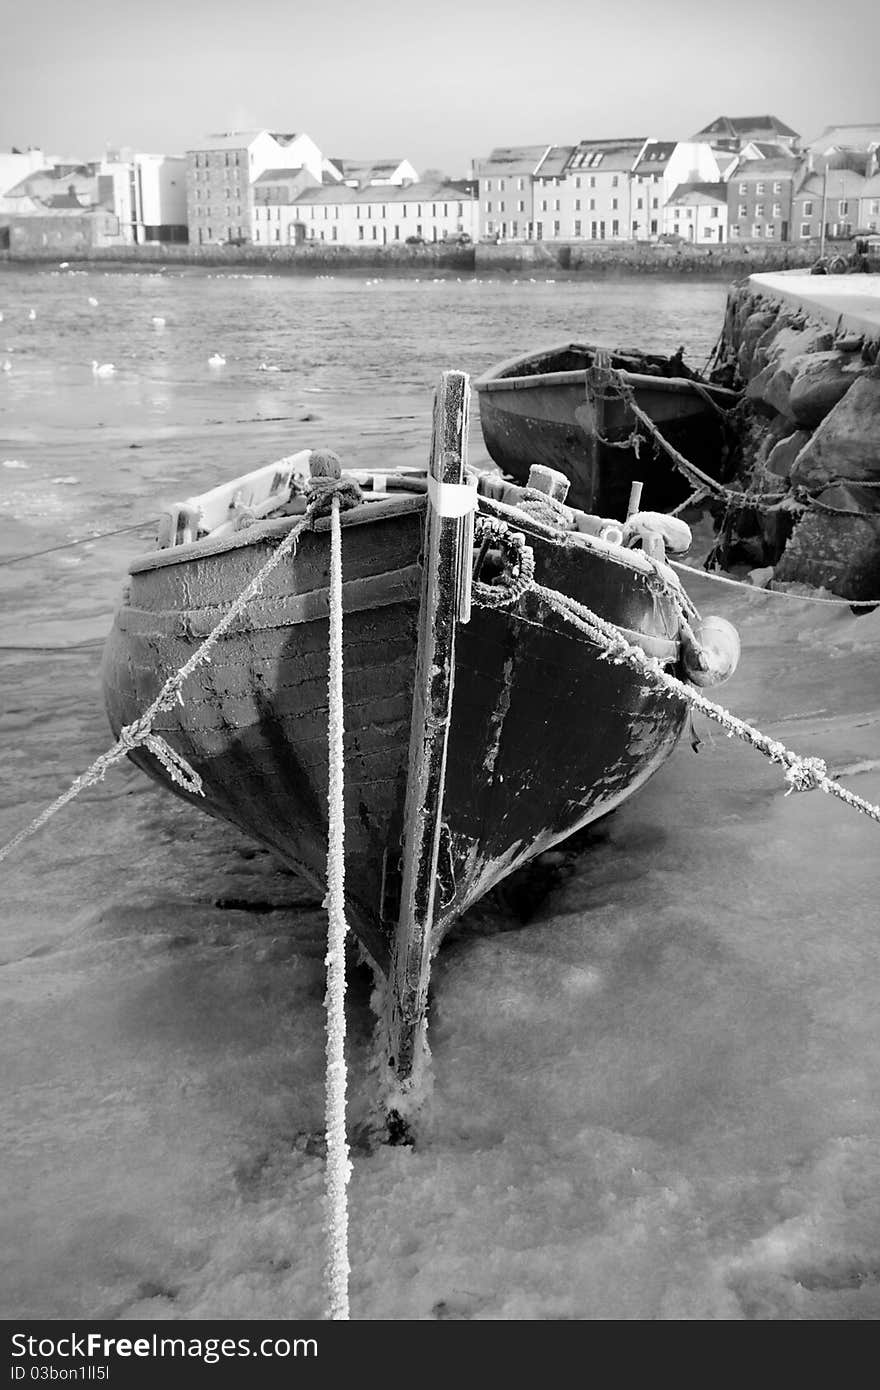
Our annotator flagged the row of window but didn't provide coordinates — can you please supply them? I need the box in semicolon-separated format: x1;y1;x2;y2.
250;201;466;220
192;152;241;169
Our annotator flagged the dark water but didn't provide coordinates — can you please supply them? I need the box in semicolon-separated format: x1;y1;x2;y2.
2;264;880;1322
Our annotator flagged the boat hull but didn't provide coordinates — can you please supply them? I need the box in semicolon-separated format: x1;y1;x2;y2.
474;341;733;515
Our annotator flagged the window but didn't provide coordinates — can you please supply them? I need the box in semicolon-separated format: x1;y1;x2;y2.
755;204;764;217
871;200;880;215
611;175;619;187
773;182;781;194
499;180;505;191
574;219;582;236
752;223;761;238
553;220;560;237
800;222;812;238
803;200;813;215
636;197;643;209
650;219;657;234
517;200;524;212
371;226;377;240
358;226;364;240
553;199;560;211
838;200;849;215
611;219;619;236
772;203;781;217
574;198;581;211
486;201;492;213
589;198;595;211
535;222;543;239
589;176;596;188
738;203;747;217
756;182;764;194
590;221;598;238
685;208;693;219
765;223;776;238
575;176;581;189
712;207;720;218
517;178;524;190
485;179;492;191
738;182;747;194
541;199;548;212
611;198;618;210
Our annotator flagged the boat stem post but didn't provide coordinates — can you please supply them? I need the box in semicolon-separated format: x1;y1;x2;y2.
385;370;470;1106
626;480;643;519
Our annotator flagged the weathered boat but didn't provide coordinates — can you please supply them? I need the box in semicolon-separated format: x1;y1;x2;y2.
101;371;738;1094
473;340;740;514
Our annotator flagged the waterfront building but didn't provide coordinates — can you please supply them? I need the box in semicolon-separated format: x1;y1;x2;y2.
280;178;477;247
858;171;880;233
0;148;47;197
186;131;327;246
472;146;554;241
726;156;799;242
691;115;800;153
804;124;880;156
663;182;729;243
630;141;721;240
792;166;867;244
99;152;187;243
332;158;418;188
560;138;647;241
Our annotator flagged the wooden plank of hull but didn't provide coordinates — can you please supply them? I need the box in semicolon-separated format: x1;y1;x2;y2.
102;506;426;969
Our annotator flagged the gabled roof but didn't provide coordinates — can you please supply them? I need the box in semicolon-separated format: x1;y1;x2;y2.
805;124;880;153
535;145;575;177
667;181;727;205
733;157;800;179
289;178;474;207
474;146;552;175
748;142;795;158
567;138;647;173
693;115;799;142
794;168;867;197
632;141;676;173
253;167;308;183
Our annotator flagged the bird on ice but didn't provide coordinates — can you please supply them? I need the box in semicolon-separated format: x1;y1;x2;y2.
92;360;116;378
208;353;226;367
151;316;166;327
27;309;36;320
88;296;99;307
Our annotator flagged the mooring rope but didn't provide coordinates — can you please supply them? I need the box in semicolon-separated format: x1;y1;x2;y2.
323;493;352;1322
669;559;880;609
0;498;327;865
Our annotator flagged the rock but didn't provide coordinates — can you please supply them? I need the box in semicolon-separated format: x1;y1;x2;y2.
775;507;880;600
765;429;810;479
787;351;865;428
789;374;880;487
737;308;779;381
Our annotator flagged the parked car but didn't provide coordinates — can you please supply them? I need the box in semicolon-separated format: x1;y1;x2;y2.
405;234;425;245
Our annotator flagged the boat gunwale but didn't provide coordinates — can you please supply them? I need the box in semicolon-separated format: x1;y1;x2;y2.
128;491;427;575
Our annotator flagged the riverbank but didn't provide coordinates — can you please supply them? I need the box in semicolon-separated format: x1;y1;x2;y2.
0;239;821;277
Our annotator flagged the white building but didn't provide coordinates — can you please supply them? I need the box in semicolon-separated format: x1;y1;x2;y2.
255;179;476;247
631;141;722;240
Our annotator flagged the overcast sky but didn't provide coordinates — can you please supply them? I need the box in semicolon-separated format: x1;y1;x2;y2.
2;0;878;175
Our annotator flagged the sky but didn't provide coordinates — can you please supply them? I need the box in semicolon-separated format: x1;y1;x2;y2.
2;0;879;177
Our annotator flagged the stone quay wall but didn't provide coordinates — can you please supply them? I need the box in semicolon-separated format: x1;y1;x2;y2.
716;278;880;599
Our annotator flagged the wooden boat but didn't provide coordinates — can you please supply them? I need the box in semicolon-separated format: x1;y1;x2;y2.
101;371;737;1095
473;340;740;515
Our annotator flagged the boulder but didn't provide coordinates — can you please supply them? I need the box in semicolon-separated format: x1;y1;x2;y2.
737;307;779;381
764;429;810;479
787;351;865;428
775;508;880;600
789;373;880;487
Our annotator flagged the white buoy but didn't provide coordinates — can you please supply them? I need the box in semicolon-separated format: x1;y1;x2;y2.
92;360;116;378
27;309;36;321
208;353;226;367
151;316;165;327
682;616;741;688
88;296;99;307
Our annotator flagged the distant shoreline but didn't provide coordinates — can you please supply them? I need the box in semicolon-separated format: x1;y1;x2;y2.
0;240;820;278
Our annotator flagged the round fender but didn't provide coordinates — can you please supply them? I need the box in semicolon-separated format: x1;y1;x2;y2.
681;616;741;687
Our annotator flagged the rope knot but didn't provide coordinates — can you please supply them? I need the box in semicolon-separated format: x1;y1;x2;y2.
306;476;364;519
785;756;828;795
472;517;536;609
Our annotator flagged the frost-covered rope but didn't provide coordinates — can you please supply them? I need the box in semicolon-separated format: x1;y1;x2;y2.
323;493;352;1322
0;500;323;866
670;559;880;609
526;581;880;824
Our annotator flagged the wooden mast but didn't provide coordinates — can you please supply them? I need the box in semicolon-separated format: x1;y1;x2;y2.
385;369;471;1091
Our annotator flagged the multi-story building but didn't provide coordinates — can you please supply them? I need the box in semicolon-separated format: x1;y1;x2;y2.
630;141;722;239
859;169;880;232
275;178;477;247
664;183;729;242
727;156;799;242
100;152;187;243
186;131;326;245
473;146;555;241
332;158;418;188
792;166;867;243
560;138;647;240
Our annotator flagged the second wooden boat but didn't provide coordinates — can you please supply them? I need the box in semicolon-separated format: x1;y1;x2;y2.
474;340;740;514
